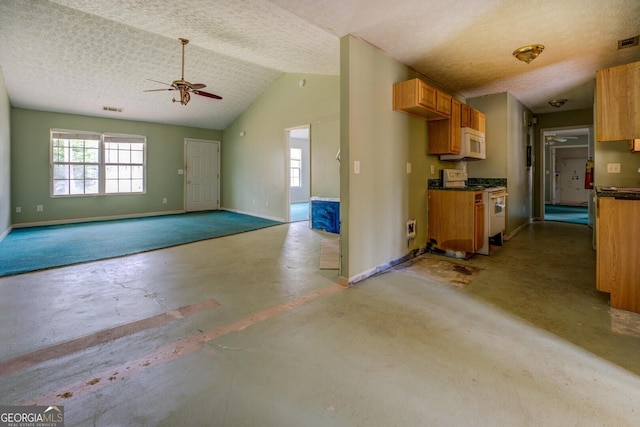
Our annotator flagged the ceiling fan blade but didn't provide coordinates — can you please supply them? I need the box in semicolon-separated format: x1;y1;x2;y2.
146;78;172;86
192;89;222;100
190;83;206;90
144;88;176;92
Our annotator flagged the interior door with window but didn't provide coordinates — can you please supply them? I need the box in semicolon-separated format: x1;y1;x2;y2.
185;139;219;211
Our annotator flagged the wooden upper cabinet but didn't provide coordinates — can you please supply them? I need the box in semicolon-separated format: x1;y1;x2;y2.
393;78;450;121
470;108;486;133
461;104;471;127
460;104;485;133
417;80;437;110
436;91;452;116
428;98;461;155
596;61;640;141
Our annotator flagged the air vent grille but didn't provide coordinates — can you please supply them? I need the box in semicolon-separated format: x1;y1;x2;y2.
102;106;123;113
618;36;639;49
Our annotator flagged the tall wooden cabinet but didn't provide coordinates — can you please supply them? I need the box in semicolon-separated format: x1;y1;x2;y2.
596;196;640;313
428;189;484;253
427;98;461;154
596;61;640;141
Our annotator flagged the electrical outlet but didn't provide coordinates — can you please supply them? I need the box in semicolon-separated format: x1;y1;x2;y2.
37;205;43;212
162;198;167;204
354;160;360;174
265;200;269;207
406;163;411;174
431;165;435;175
16;207;21;213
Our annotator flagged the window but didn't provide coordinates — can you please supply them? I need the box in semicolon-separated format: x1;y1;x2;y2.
51;130;146;196
290;148;302;187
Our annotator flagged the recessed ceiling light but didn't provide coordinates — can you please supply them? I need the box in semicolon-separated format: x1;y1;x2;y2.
513;44;545;64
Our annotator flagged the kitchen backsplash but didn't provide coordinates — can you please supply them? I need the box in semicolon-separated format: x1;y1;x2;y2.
428;178;507;189
467;178;507;187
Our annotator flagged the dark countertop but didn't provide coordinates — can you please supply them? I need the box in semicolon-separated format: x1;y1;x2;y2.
596;187;640;200
428;185;485;192
428;178;507;191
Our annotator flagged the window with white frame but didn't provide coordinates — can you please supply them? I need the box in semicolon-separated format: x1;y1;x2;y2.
290;148;302;187
51;130;146;196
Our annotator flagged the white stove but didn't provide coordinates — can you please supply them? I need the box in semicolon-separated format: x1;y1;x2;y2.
477;186;507;255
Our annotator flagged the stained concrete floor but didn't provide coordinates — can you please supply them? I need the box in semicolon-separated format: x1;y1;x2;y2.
1;220;640;426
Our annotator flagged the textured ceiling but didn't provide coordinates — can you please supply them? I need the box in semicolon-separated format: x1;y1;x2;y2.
0;0;639;130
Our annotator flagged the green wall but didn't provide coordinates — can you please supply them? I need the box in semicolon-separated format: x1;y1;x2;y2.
221;73;340;221
10;108;221;225
341;35;448;282
0;67;10;237
467;93;533;236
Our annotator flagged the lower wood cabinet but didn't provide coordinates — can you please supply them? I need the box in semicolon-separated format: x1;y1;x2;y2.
428;189;484;253
596;196;640;312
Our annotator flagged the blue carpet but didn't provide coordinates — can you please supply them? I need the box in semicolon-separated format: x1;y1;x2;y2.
0;211;282;276
290;202;309;222
545;205;588;225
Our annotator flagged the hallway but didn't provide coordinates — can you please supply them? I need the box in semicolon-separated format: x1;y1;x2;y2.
1;220;639;426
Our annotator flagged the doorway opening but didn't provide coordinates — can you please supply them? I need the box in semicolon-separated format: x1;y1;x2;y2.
285;125;310;223
540;127;591;225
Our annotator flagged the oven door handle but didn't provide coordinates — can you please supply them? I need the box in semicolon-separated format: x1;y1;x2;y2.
489;192;508;199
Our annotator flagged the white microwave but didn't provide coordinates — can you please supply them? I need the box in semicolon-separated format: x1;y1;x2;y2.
440;127;486;161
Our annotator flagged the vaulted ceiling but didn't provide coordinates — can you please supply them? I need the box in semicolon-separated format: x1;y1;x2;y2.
0;0;638;130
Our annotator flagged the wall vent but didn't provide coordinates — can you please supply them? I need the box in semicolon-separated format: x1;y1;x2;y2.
102;106;123;113
618;36;639;49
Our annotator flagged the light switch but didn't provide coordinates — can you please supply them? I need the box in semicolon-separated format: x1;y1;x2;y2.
354;160;360;174
178;169;184;175
607;163;621;173
406;163;412;173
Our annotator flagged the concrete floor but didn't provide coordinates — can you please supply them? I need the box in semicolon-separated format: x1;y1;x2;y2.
1;220;640;426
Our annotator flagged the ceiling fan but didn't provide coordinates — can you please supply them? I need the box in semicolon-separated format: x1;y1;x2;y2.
145;38;222;105
545;134;578;144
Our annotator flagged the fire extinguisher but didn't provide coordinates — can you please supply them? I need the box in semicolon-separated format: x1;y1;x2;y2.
585;157;594;189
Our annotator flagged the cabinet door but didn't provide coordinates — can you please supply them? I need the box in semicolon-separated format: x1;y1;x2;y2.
474;202;485;252
596;61;639;141
461;104;471;127
427;100;461;155
596;197;640;312
471;109;486;133
428;190;477;253
450;99;461;154
418;81;437;110
436;91;452;116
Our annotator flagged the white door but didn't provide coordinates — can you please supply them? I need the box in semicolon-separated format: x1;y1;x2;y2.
185;139;219;211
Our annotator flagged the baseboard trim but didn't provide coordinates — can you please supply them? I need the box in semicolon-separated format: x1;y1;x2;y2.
12;210;186;229
504;219;532;241
220;208;283;223
347;246;426;286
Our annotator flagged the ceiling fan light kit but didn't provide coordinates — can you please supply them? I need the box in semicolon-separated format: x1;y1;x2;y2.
144;38;222;105
512;44;545;64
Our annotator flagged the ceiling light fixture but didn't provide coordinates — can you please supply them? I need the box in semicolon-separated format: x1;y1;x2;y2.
548;99;568;108
512;44;545;64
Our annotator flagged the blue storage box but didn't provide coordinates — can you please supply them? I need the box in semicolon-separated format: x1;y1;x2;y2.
310;197;340;234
